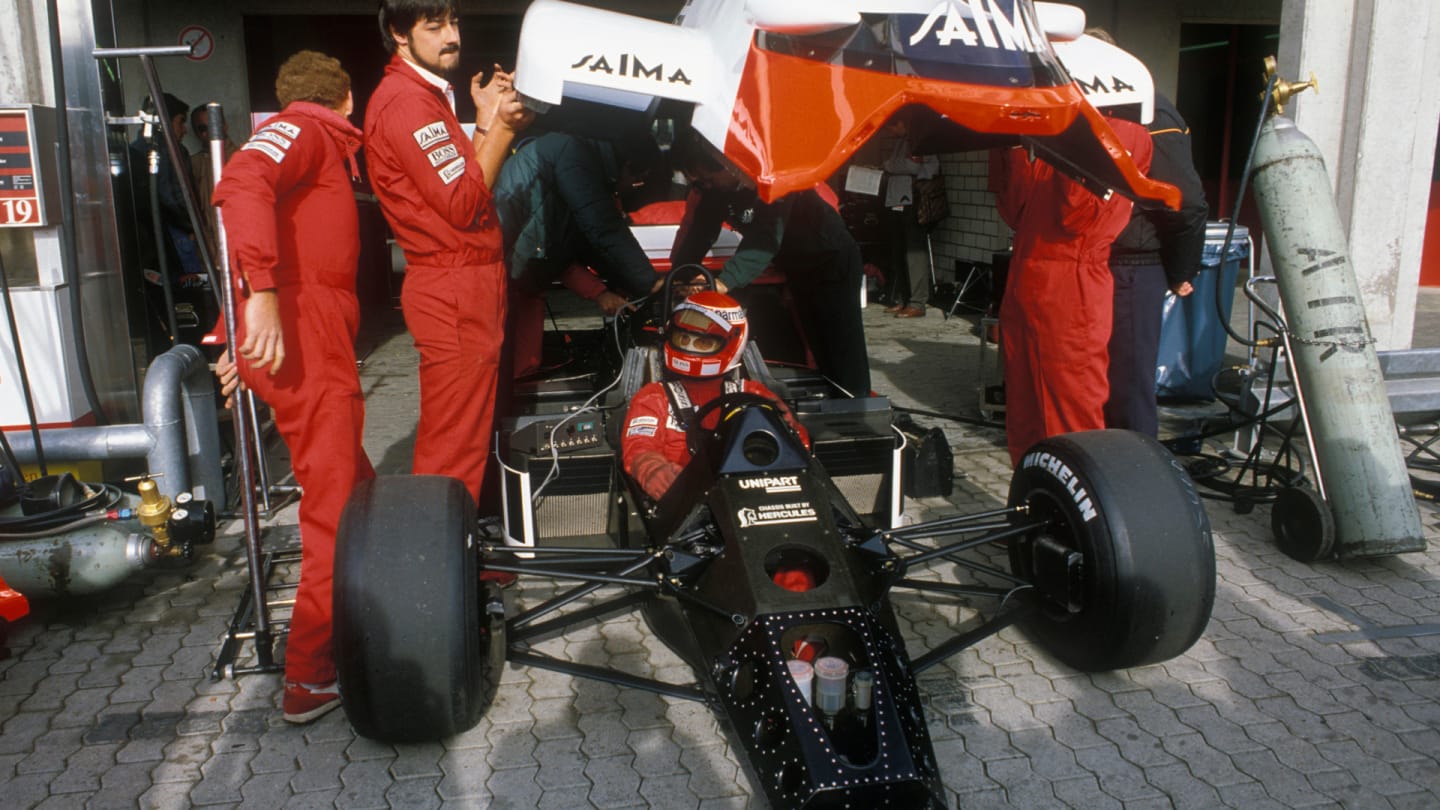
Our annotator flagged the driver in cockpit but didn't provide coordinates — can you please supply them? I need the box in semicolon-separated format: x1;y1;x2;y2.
621;291;809;501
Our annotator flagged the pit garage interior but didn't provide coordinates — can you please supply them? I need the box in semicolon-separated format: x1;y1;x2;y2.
4;0;1440;807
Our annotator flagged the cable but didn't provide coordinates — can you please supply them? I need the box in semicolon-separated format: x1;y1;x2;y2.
0;481;125;533
0;251;49;477
1216;71;1280;349
894;404;1003;430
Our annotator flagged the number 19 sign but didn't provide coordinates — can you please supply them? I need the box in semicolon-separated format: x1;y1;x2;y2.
0;109;47;228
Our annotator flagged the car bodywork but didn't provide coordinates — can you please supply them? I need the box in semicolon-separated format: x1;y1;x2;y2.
515;0;1177;208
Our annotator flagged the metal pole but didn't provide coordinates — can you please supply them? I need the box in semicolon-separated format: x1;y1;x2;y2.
206;102;274;663
144;118;182;345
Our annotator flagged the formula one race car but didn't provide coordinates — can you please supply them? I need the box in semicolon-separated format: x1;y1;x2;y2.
330;2;1213;807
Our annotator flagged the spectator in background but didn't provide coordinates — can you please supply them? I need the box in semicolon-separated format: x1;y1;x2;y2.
872;116;940;318
129;92;205;282
990;115;1153;466
671;134;871;398
492;131;663;378
1087;28;1210;437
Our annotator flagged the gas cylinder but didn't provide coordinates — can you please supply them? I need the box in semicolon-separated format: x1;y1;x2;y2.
1250;113;1425;558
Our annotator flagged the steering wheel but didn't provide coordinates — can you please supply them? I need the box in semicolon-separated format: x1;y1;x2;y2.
662;263;717;317
684;391;785;458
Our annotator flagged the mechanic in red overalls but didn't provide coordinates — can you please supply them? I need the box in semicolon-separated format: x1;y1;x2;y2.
364;0;532;504
990;116;1153;467
212;51;374;723
622;292;809;501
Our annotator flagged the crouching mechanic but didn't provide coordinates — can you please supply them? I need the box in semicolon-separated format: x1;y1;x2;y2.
621;292;809;501
213;51;375;723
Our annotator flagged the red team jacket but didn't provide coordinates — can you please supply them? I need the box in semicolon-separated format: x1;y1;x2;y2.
363;55;503;268
215;101;362;292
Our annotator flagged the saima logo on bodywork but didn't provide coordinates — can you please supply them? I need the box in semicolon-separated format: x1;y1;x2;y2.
1020;451;1098;522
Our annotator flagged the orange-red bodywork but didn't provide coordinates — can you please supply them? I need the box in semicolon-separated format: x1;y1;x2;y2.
722;43;1179;211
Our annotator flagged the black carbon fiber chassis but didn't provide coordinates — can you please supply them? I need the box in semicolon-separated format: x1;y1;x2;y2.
485;404;1045;809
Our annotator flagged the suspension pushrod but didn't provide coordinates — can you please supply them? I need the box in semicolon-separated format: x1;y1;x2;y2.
482;564;656;589
882;506;1025;539
507;553;658;629
893;579;1017;600
486;545;654;558
886;532;1026;583
911;601;1036;674
509;650;707;702
672;586;747;624
510;590;650;644
900;520;1044;568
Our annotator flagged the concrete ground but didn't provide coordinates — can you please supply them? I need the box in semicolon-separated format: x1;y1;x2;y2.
5;285;1440;809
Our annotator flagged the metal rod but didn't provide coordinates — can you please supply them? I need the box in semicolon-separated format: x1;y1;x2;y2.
508;650;707;702
144;125;182;345
93;45;194;58
892;579;1017;600
899;521;1042;568
202;101;273;664
881;506;1023;539
510;590;649;644
486;545;654;558
911;601;1035;674
483;564;656;589
507;552;658;630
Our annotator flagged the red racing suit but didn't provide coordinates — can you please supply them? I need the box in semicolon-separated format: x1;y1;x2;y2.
990;118;1153;467
621;377;810;500
213;101;376;686
364;55;507;503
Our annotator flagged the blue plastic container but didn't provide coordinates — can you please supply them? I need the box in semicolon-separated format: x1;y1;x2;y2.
1155;224;1250;401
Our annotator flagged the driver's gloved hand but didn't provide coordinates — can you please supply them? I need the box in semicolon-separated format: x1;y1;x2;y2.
631;451;683;501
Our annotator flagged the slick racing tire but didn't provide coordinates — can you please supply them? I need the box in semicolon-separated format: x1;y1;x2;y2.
1007;430;1214;672
334;475;503;741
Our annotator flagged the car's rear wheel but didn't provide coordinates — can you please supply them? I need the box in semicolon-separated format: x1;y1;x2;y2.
334;475;504;741
1007;430;1214;672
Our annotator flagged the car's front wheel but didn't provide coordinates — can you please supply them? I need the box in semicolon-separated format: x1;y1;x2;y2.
1007;430;1215;672
333;475;504;741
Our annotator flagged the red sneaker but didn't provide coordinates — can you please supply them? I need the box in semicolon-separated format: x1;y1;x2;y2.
282;680;341;724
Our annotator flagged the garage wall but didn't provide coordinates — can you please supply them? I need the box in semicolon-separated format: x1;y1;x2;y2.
110;0;682;151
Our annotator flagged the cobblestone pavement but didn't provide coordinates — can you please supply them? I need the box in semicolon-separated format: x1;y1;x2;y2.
4;291;1440;809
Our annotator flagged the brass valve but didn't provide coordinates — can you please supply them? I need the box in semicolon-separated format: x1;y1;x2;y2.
1262;55;1318;116
130;475;183;559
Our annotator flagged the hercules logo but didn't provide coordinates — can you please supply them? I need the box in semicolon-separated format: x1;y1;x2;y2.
1020;451;1098;522
571;53;692;86
737;503;817;528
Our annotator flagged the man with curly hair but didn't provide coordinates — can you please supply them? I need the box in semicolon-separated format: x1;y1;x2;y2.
214;50;375;723
365;0;532;508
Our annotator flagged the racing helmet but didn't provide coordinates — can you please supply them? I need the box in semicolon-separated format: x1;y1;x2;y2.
663;291;748;378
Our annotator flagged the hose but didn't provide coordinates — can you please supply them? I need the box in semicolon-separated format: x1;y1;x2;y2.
0;482;125;534
0;251;49;476
1216;71;1281;349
